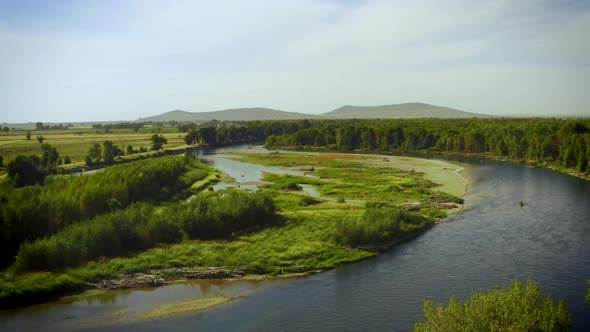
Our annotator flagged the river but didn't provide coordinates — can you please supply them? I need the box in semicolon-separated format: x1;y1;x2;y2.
1;146;589;331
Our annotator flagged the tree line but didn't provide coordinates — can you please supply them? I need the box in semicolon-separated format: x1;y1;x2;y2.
179;118;589;174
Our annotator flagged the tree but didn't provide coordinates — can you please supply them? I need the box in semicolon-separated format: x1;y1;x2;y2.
7;155;46;187
40;143;59;173
88;142;102;164
413;279;571;332
139;146;147;153
0;155;3;167
151;134;167;151
101;140;122;165
36;136;45;144
85;155;93;167
36;122;44;130
126;144;134;155
64;156;72;165
184;130;200;145
26;130;31;141
2;126;9;132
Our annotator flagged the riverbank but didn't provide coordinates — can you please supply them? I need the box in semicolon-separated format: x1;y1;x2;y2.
267;145;589;182
1;149;468;312
421;150;590;182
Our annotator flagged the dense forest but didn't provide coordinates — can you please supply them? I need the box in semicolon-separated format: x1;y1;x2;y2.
181;118;590;175
0;156;210;268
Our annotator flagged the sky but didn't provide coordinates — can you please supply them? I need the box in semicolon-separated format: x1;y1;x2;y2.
0;0;589;123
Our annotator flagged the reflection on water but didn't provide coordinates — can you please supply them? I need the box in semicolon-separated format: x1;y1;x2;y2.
0;278;292;331
199;146;317;194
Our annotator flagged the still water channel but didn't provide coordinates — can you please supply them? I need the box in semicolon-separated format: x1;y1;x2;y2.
1;146;589;331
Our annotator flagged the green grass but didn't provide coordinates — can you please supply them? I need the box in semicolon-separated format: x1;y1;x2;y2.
0;129;187;165
0;195;373;306
250;152;454;209
0;150;460;308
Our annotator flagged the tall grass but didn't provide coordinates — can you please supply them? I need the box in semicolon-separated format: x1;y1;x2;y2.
334;208;433;247
11;190;277;273
0;156;211;267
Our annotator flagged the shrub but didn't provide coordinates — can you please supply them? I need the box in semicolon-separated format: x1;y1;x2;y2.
175;190;277;239
334;208;433;247
413;279;572;332
11;190;277;272
0;156;211;267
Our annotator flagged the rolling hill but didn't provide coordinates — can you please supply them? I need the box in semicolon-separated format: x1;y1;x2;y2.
137;108;314;122
137;103;490;122
321;102;489;119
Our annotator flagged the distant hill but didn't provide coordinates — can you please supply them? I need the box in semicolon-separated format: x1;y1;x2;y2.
137;103;490;122
321;102;490;119
137;108;314;122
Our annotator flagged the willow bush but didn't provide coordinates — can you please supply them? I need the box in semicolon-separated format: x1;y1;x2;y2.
413;279;572;332
11;190;277;273
334;207;433;247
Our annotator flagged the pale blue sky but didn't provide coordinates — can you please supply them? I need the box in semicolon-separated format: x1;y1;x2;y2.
1;0;589;122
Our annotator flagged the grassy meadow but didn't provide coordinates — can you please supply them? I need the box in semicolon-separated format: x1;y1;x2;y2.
0;148;465;308
0;128;187;174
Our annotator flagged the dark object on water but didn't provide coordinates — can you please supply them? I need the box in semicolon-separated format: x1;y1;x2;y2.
518;200;525;207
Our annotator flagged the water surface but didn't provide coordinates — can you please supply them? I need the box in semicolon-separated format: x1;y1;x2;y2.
2;148;589;331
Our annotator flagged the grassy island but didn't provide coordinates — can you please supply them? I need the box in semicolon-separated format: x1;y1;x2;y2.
0;150;466;309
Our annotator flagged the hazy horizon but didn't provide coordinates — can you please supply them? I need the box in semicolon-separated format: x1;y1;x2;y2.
1;0;590;123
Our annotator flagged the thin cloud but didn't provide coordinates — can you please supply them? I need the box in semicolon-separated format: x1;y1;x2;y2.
0;0;588;122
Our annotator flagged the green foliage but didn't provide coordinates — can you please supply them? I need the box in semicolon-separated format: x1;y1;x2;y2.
413;279;572;332
334;208;433;247
151;134;168;151
36;136;45;144
0;272;87;307
101;140;122;165
88;142;101;164
11;204;157;272
7;155;47;187
10;190;277;272
25;130;31;141
0;156;211;267
63;156;71;165
0;155;3;168
174;190;276;240
258;118;590;174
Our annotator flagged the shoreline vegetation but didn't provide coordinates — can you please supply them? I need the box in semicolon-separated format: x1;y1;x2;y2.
0;149;467;310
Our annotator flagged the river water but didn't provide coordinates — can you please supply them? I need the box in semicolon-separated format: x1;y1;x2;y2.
1;147;589;331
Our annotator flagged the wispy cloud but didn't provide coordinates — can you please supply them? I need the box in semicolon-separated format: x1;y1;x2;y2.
0;0;588;122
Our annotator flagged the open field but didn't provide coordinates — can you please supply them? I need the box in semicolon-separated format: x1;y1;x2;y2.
0;129;186;168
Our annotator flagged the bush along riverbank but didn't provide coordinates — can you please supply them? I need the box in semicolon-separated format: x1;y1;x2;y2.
0;150;464;309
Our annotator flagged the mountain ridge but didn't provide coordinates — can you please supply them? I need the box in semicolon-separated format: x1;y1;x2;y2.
137;107;314;122
321;102;489;119
137;103;490;122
